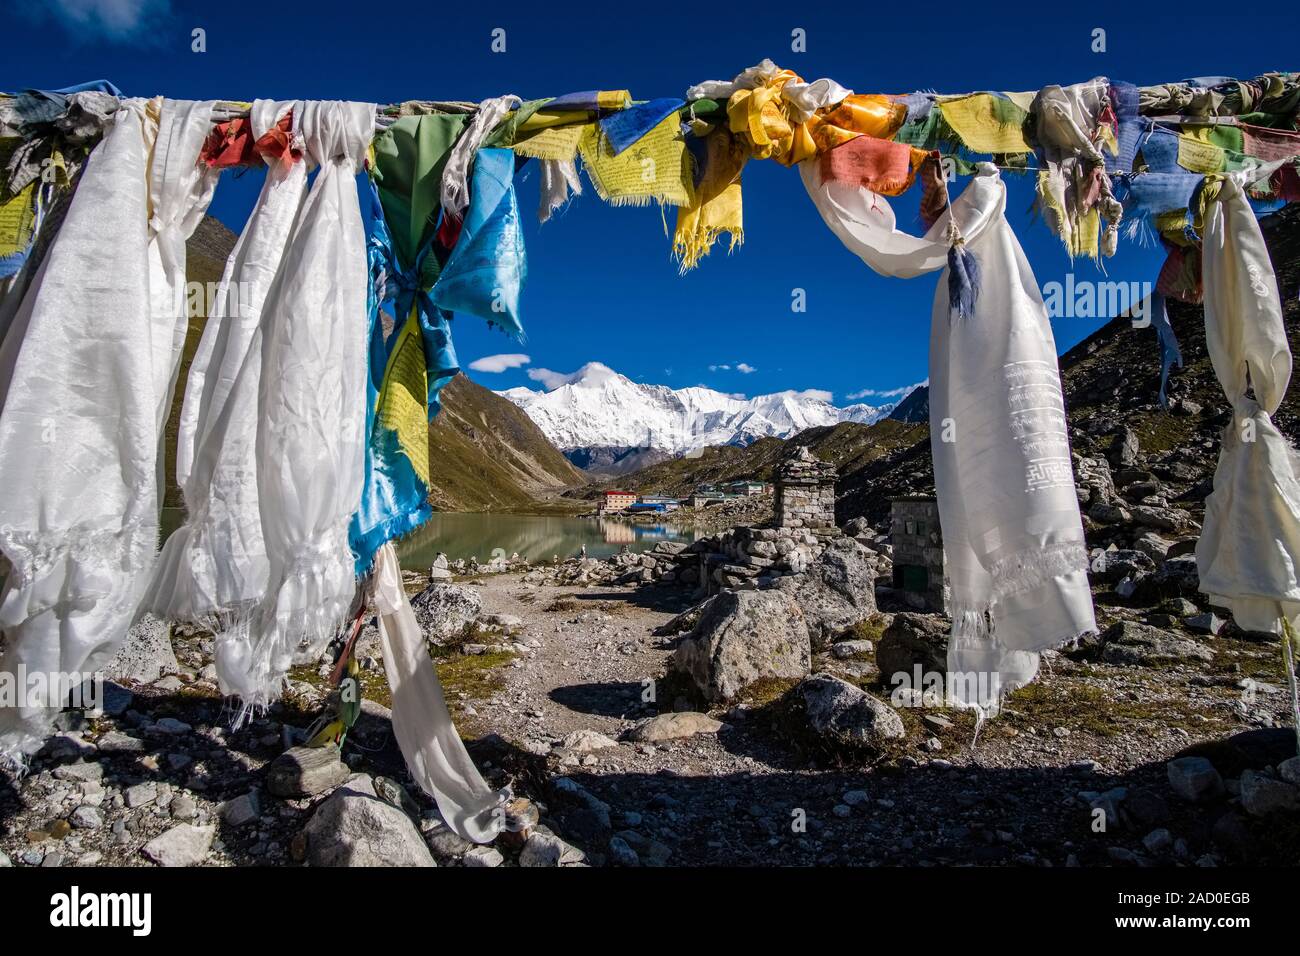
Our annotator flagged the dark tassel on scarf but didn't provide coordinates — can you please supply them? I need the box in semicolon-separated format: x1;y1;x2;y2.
919;151;948;231
948;239;981;321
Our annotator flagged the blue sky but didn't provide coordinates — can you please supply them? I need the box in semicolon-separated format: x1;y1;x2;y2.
6;1;1298;406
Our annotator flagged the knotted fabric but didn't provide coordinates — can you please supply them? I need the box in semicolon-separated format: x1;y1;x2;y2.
143;102;303;647
0;98;217;764
229;101;373;716
801;161;1096;715
371;542;510;843
1195;175;1300;634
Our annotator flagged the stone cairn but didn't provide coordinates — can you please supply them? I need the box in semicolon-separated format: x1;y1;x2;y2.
775;446;838;531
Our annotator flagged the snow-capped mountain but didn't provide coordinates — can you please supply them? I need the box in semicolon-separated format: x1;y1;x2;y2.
495;363;894;469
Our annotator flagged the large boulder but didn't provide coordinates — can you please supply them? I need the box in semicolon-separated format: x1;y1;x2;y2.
1099;621;1213;666
875;613;949;686
672;590;811;704
409;583;482;643
777;537;876;649
303;775;435;866
797;673;905;748
105;613;178;684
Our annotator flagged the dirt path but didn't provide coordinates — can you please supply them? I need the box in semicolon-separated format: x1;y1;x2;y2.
453;573;1296;867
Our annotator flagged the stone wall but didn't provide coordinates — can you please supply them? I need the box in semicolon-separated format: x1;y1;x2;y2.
889;497;948;612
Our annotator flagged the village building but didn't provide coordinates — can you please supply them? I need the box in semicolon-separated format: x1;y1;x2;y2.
637;494;681;510
888;496;948;612
599;490;637;513
723;479;768;497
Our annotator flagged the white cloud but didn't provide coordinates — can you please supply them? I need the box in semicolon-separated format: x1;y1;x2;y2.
770;388;834;403
468;352;530;373
527;368;575;390
43;0;173;39
710;362;756;374
846;379;928;401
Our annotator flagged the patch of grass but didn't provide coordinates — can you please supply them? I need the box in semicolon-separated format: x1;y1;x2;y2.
736;676;800;708
432;650;516;702
849;613;889;643
1003;676;1231;738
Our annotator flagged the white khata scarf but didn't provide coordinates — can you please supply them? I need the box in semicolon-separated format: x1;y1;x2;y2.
802;160;1096;715
441;94;521;222
227;101;373;715
371;543;510;843
1195;174;1300;634
143;101;303;639
0;98;217;765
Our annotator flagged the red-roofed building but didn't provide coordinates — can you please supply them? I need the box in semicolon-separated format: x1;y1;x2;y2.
600;490;637;513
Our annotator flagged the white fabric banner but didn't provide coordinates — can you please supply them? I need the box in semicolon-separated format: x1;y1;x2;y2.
229;101;373;714
371;542;510;844
1196;176;1300;633
144;101;304;637
0;99;216;764
802;161;1096;714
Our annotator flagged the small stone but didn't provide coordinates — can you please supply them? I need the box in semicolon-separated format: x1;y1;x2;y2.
170;794;197;821
1167;756;1223;802
625;712;722;743
832;803;852;818
53;761;103;783
124;782;158;808
220;791;261;827
1185;612;1224;635
1142;828;1173;853
266;746;351;798
555;729;619;753
152;717;192;735
1280;757;1300;786
519;828;585;867
69;806;103;830
607;836;640;866
1239;769;1300;817
831;639;874;659
95;731;144;753
462;845;503;868
141;824;215;867
842;789;870;806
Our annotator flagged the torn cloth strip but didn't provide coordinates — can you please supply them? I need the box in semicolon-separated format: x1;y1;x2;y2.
441;94;520;223
800;160;1095;715
142;101;302;642
544;90;631;112
1107;81;1142;174
0;98;217;765
371;542;510;843
1195;175;1300;635
599;97;684;155
673;128;746;271
430;147;526;339
819;135;929;197
232;100;374;716
1150;291;1183;406
579;115;694;207
351;113;464;576
348;182;437;575
936;93;1031;155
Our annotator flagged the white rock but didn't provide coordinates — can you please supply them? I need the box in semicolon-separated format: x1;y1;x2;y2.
141;824;215;867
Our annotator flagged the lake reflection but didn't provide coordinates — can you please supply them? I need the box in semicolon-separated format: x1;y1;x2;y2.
395;512;700;566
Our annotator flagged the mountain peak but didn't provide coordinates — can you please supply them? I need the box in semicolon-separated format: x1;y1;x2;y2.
498;363;897;467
